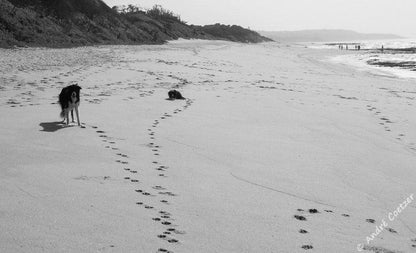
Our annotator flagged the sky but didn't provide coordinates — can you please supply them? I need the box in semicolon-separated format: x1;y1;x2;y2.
102;0;416;37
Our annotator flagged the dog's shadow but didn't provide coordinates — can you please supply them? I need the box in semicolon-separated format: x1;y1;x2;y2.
39;121;70;132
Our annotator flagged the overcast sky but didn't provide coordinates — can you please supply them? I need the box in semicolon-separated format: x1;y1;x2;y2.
102;0;416;37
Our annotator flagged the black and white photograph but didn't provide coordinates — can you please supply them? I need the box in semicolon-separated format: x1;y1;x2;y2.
0;0;415;252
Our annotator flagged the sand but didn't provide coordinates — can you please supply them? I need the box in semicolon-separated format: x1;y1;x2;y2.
0;40;415;253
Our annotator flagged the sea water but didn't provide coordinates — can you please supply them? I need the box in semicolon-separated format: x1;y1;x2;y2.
309;39;416;79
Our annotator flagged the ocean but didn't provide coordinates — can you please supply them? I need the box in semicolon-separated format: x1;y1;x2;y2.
308;39;416;79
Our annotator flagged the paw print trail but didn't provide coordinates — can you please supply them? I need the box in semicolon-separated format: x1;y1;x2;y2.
144;97;194;252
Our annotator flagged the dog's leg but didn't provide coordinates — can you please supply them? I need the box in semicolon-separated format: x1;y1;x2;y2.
65;110;69;125
71;110;75;123
75;106;80;126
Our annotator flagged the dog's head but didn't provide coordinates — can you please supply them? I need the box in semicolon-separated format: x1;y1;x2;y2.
59;84;82;106
66;84;81;102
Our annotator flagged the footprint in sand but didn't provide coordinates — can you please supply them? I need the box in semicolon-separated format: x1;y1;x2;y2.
299;229;308;234
412;238;416;248
157;248;171;253
294;215;307;221
386;228;397;234
159;191;176;197
167;228;185;235
301;245;313;250
366;219;376;224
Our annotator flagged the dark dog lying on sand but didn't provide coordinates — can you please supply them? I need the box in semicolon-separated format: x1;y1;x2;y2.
58;84;81;125
168;90;185;100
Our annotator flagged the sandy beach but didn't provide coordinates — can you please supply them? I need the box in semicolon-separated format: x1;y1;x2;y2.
1;40;415;253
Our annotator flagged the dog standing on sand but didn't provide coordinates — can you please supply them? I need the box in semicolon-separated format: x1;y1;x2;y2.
58;84;81;126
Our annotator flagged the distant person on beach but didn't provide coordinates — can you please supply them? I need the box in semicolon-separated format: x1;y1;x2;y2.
381;45;384;53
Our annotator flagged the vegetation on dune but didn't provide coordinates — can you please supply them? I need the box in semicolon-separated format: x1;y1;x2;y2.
198;23;272;43
0;0;272;48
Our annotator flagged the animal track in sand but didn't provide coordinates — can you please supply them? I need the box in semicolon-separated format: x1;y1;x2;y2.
91;125;156;215
294;215;307;221
159;191;177;197
366;219;376;224
299;229;308;234
167;228;185;235
157;248;172;253
365;105;413;145
144;98;194;249
386;228;397;234
301;245;313;250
